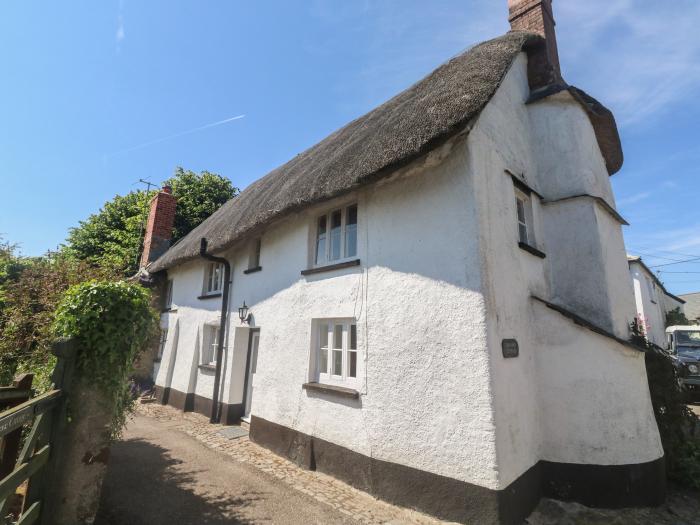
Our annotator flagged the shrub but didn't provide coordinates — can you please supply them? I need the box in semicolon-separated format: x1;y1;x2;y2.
53;281;157;438
634;318;700;489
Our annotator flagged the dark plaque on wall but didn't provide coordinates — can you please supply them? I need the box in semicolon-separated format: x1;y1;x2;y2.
502;339;519;358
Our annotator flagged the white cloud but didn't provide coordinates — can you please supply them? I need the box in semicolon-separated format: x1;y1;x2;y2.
556;0;700;128
617;191;651;206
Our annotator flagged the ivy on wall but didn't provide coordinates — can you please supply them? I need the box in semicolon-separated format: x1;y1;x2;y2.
53;281;157;439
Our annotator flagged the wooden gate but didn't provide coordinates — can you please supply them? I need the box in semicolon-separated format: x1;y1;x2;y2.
0;340;75;525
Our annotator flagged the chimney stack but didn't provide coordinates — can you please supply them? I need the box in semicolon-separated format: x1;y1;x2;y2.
508;0;561;81
140;185;177;268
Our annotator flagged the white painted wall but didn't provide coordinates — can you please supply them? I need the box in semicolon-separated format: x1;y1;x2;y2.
155;51;662;494
156;134;501;489
629;260;676;347
532;301;663;465
468;53;662;487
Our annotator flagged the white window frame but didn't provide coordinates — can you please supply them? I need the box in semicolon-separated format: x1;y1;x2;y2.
514;190;536;247
202;262;224;295
313;204;358;267
201;323;219;366
313;319;358;386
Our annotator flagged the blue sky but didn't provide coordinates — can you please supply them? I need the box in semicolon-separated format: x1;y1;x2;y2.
1;1;699;294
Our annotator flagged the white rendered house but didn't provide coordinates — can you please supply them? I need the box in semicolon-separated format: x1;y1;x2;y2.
141;2;664;523
628;255;686;347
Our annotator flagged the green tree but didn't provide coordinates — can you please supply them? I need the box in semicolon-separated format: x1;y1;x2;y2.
166;167;239;244
63;168;238;276
666;307;691;327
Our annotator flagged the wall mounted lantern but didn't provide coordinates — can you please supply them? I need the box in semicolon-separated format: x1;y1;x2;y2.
238;301;250;323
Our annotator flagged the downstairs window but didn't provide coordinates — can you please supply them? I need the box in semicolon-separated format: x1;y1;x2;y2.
314;319;358;385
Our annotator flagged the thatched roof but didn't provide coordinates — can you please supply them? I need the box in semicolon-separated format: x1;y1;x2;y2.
150;31;621;272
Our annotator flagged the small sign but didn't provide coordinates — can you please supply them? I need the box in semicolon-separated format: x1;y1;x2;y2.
502;339;519;358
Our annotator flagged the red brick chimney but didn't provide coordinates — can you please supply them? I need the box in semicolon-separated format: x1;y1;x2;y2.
508;0;561;81
140;185;177;268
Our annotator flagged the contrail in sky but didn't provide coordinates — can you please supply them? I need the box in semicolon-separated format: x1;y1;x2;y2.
105;114;246;159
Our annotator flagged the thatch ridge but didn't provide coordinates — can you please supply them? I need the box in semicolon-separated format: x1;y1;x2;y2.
150;31;590;272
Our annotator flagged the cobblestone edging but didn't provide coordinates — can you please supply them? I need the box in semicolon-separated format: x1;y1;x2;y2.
135;403;448;525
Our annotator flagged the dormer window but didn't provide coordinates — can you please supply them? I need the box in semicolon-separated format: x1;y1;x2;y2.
203;262;224;295
315;204;358;266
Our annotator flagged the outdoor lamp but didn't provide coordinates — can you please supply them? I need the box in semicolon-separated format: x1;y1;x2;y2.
238;301;250;323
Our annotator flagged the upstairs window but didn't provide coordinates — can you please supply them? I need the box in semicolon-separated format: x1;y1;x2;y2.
201;324;219;366
249;238;261;269
315;319;358;384
315;204;358;266
646;276;658;304
164;279;173;310
203;262;224;295
516;196;528;244
514;190;536;247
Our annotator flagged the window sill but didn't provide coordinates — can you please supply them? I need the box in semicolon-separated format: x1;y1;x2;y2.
198;364;217;372
302;382;359;399
198;292;222;300
518;242;546;259
301;259;360;276
244;266;262;275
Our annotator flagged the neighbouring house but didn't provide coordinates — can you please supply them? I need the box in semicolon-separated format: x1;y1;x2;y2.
628;255;686;347
139;1;664;523
679;292;700;324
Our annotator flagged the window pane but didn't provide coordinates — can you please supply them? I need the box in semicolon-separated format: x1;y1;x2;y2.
516;198;526;223
165;280;173;307
319;323;328;348
333;349;342;376
316;216;327;265
214;264;222;291
345;205;357;258
210;327;219;363
348;351;357;378
518;223;528;244
251;238;261;268
330;210;342;260
320;348;328;374
334;324;343;349
350;324;357;350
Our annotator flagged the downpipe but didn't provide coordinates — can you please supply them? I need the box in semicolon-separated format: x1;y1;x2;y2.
199;237;231;424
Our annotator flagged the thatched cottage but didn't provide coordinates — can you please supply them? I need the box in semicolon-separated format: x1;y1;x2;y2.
140;1;664;523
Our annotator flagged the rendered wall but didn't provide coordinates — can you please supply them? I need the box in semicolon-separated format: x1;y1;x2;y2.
468;53;662;488
156;135;501;489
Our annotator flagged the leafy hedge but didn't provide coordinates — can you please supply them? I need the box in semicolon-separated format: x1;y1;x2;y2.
53;281;157;438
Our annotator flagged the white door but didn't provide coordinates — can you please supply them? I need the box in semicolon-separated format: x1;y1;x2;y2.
243;330;260;422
